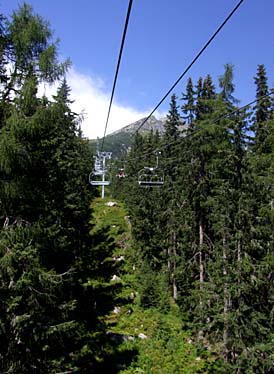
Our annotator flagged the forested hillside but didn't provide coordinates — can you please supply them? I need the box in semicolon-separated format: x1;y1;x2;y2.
110;68;274;373
0;3;273;374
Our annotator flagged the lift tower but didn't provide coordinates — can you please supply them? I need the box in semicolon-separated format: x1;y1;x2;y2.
89;151;112;198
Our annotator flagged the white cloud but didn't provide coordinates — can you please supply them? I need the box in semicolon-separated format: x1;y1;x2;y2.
40;67;154;139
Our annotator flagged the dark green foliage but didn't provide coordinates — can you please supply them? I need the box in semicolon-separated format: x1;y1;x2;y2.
0;225;82;373
1;3;274;371
194;75;216;120
111;65;274;373
218;63;238;105
181;77;195;125
90;131;133;158
0;3;126;372
252;64;272;152
7;3;69;83
0;87;95;372
253;64;271;124
164;93;180;140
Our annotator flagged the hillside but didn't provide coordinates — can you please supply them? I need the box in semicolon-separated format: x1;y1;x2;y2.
91;197;217;373
111;115;167;136
89;115;186;158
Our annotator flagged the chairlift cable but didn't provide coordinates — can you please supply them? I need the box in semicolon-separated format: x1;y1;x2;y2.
135;0;245;134
101;0;133;151
128;90;274;164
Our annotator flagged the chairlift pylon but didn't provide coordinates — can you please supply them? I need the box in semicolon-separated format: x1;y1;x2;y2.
89;150;112;188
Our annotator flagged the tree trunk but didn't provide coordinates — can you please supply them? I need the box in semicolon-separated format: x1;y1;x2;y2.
168;230;177;300
172;231;177;300
198;219;204;340
199;219;204;295
223;235;229;362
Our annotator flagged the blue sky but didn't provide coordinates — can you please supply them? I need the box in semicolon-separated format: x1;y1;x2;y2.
1;0;274;139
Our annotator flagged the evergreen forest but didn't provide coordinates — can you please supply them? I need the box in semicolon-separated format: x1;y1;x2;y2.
0;3;273;373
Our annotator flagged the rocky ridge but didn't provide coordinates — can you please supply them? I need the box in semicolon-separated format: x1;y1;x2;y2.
111;115;167;135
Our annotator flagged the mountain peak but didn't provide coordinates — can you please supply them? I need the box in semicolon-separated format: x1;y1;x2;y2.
111;115;167;135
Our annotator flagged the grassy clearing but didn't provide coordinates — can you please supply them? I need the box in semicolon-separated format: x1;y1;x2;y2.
91;198;221;373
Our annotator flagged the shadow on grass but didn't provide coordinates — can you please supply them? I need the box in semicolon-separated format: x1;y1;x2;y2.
100;331;138;372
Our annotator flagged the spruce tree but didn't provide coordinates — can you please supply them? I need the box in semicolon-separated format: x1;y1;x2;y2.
161;94;183;301
0;4;122;371
195;77;204;120
218;63;238;105
252;64;272;150
123;131;169;309
253;64;271;123
181;77;195;125
163;93;180;180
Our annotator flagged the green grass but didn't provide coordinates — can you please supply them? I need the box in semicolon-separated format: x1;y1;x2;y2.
90;198;221;373
109;304;220;374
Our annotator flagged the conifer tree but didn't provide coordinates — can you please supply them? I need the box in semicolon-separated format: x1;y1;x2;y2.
163;93;180;179
0;4;122;372
161;94;182;301
194;70;273;372
164;94;180;139
252;64;272;150
111;65;273;372
181;77;195;125
233;67;274;372
195;77;204;120
178;76;232;342
123;131;168;308
219;63;238;105
253;64;271;123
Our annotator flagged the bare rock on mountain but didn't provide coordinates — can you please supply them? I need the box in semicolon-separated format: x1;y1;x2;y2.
111;115;167;135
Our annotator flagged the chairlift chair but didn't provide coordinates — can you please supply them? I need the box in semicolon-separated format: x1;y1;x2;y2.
115;159;127;178
89;171;111;186
116;168;126;178
138;150;164;187
138;167;164;187
89;151;112;186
